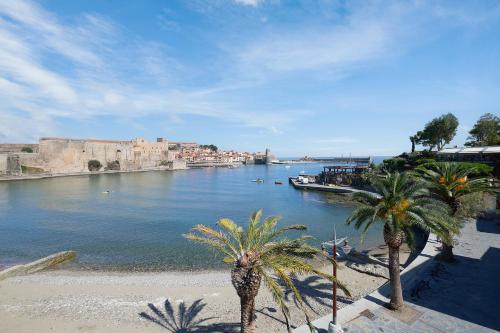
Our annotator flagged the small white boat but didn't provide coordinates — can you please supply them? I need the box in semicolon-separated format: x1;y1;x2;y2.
321;237;348;249
102;190;111;194
321;237;352;257
251;178;264;183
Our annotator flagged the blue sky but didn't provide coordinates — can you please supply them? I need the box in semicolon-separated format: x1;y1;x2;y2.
0;0;499;156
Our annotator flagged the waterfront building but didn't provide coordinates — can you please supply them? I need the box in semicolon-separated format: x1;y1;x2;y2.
254;148;275;164
319;157;372;186
437;146;500;177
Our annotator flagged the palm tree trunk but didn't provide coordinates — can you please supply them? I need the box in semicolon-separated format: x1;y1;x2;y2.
388;245;404;310
440;198;460;261
440;229;454;262
231;264;261;333
240;294;257;333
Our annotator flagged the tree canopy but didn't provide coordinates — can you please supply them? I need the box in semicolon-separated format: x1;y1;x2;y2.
413;113;459;151
465;113;500;147
200;144;218;152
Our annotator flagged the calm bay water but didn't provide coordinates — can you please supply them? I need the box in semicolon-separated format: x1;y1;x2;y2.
0;163;384;271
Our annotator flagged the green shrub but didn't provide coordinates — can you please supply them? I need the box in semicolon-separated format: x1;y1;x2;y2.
105;160;120;171
382;157;407;172
417;161;493;177
455;162;493;177
21;165;45;174
415;158;436;165
88;160;102;171
21;147;33;153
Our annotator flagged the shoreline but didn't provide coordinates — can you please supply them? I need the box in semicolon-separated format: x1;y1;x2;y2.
0;238;396;273
0;241;415;332
0;166;190;182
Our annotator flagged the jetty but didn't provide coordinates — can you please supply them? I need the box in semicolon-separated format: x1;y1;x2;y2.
273;156;372;165
288;177;376;196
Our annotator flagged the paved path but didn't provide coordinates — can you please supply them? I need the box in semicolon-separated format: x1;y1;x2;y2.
295;216;500;333
342;217;500;333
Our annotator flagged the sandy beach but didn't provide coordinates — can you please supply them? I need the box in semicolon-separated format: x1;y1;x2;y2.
0;245;412;333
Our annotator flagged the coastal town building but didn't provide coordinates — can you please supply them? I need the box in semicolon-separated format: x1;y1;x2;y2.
254;148;276;164
173;142;256;166
437;146;500;177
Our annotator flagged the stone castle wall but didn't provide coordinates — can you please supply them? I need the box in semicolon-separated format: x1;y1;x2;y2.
0;144;39;153
0;137;186;175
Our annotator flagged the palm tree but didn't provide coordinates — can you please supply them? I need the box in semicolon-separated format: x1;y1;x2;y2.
416;162;491;261
346;172;454;310
184;210;349;333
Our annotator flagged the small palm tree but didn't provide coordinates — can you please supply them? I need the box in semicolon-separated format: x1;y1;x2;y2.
416;162;491;261
346;172;454;310
184;210;349;333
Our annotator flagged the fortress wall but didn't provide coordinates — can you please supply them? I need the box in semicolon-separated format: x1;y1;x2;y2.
1;153;40;175
83;141;135;171
0;155;7;174
18;153;42;168
131;138;170;169
38;139;87;172
38;139;135;172
33;138;173;173
0;144;39;153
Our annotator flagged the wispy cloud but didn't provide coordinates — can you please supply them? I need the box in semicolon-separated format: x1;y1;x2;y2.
0;0;498;153
236;21;392;74
0;0;289;141
234;0;262;7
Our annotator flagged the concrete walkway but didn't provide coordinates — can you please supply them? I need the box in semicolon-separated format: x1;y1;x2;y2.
295;216;500;333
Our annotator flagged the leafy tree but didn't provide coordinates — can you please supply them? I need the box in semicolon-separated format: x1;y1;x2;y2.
346;172;454;310
465;113;500;147
200;144;218;152
87;160;102;171
184;210;349;333
21;147;33;153
105;160;120;171
409;135;418;153
413;113;459;151
415;162;492;261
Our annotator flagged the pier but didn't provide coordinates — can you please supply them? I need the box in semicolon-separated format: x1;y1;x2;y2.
273;156;372;165
288;177;378;196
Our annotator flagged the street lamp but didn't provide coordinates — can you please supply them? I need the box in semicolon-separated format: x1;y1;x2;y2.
328;225;344;333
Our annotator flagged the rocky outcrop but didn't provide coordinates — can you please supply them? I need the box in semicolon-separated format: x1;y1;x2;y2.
0;251;76;281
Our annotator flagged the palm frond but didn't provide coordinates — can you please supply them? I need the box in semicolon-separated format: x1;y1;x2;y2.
183;233;237;260
188;224;240;257
217;218;243;253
